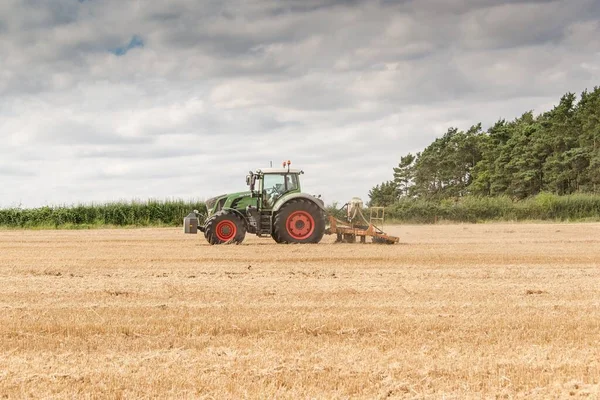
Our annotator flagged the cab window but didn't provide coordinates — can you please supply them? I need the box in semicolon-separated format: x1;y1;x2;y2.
262;174;298;205
285;174;299;191
263;174;285;195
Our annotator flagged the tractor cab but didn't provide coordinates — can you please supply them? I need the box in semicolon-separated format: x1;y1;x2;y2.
247;167;303;209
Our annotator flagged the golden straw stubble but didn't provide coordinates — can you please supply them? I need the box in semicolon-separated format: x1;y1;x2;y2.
0;223;599;398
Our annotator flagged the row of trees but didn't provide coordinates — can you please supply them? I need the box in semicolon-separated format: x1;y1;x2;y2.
370;87;600;206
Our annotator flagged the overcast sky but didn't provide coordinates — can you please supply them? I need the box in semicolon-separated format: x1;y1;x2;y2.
1;0;599;207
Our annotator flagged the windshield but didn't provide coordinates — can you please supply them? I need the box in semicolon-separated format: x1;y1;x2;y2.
262;173;299;204
263;174;298;193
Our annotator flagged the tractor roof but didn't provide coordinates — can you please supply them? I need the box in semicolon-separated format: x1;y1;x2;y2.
256;168;303;174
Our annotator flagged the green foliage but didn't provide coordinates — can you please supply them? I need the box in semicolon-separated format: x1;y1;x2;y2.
379;193;600;223
0;199;207;229
370;86;600;206
393;153;416;197
407;125;486;200
325;202;347;221
368;181;398;206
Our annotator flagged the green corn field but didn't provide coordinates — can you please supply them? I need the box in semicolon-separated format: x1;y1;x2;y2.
0;199;207;229
3;193;600;229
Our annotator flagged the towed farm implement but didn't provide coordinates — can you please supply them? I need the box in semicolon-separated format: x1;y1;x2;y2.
184;162;398;245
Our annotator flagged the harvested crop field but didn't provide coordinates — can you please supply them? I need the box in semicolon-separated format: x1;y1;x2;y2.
1;224;599;399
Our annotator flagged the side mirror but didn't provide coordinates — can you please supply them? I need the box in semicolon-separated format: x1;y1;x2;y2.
247;173;256;194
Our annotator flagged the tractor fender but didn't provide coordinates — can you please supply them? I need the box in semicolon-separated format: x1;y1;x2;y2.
205;208;249;230
224;208;249;228
272;193;326;213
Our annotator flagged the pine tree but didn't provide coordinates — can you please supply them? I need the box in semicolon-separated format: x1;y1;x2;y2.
393;154;415;197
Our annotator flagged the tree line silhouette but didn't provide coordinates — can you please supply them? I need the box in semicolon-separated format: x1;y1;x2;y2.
370;87;600;207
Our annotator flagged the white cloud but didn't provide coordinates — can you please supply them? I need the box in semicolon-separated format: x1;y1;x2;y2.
1;0;599;207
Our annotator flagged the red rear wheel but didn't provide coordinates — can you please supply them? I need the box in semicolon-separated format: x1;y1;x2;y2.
272;199;325;244
286;211;315;240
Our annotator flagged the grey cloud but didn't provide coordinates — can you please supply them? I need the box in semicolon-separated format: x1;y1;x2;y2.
1;0;79;31
404;0;558;14
78;147;202;160
89;169;186;181
0;165;36;177
0;0;598;207
457;1;595;50
265;0;368;16
34;120;153;146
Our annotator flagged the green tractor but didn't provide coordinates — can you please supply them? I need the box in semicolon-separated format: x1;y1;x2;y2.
188;163;327;245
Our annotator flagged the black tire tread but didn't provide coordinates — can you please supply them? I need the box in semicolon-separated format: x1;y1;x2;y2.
204;209;246;245
272;199;326;244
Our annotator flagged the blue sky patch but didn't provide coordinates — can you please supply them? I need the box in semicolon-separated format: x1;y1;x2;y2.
111;35;144;56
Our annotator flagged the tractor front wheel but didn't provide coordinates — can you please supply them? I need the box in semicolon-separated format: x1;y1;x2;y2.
204;210;246;245
273;200;326;244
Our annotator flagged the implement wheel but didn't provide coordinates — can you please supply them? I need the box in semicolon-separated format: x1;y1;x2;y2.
204;210;246;245
273;199;325;244
372;236;396;245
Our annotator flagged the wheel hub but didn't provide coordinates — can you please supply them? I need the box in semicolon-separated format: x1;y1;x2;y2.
215;220;236;241
286;211;315;240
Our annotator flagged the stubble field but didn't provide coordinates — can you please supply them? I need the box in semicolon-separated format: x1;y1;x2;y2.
0;224;599;399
